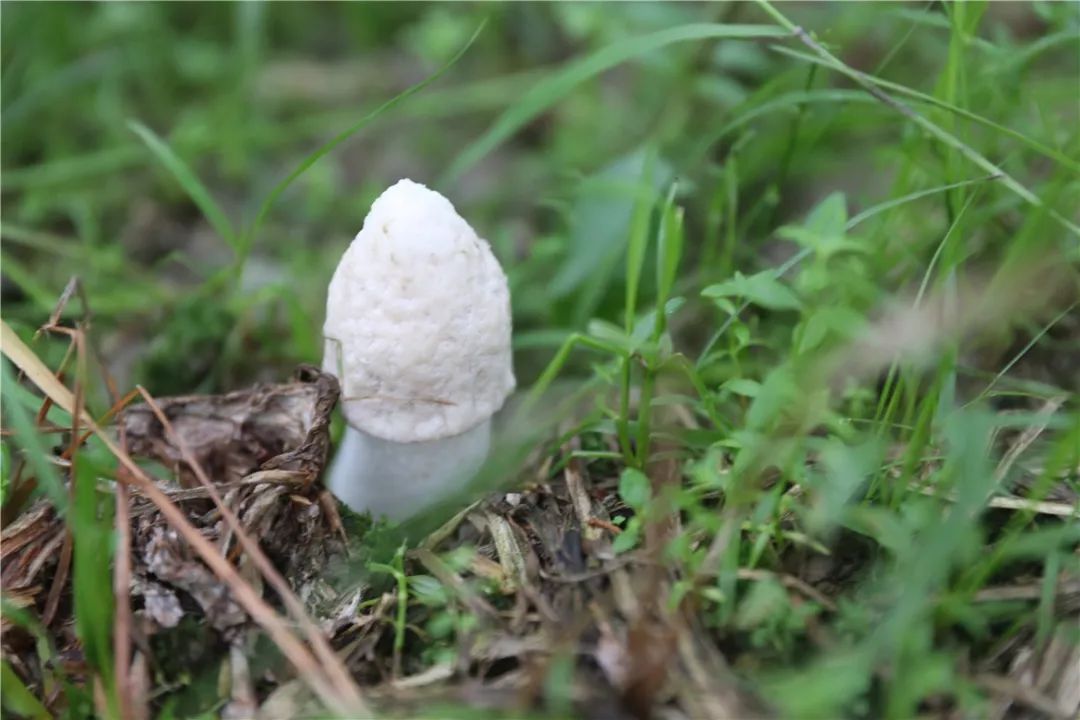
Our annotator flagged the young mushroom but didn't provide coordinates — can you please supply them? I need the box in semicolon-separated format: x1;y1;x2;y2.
322;179;515;520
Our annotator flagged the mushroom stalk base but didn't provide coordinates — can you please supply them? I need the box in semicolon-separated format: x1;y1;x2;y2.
325;421;491;521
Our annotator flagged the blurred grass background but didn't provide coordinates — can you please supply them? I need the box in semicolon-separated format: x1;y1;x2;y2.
5;2;1073;396
2;2;1079;718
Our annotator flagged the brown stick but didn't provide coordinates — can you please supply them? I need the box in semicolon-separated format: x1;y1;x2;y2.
41;531;72;627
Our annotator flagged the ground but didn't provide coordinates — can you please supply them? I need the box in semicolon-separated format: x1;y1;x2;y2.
1;3;1078;719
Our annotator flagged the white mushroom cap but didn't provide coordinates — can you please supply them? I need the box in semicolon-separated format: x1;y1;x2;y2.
322;179;515;443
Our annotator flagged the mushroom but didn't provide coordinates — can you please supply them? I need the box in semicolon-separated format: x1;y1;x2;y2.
321;179;515;520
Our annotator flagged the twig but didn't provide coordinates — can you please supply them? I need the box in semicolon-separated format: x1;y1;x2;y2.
484;511;527;592
419;501;480;552
41;532;72;627
910;484;1078;518
974;578;1080;604
587;517;624;536
564;444;603;544
40;277;82;334
985;496;1077;518
993;396;1066;485
538;556;637;583
69;388;142;457
753;0;1080;238
975;672;1073;720
390;662;454;690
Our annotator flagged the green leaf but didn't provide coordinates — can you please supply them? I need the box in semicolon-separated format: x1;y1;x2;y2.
618;467;651;510
69;447;117;714
743;366;800;432
805;192;848;237
612;518;642;554
587;318;636;354
0;358;67;514
798;309;832;354
710;296;738;315
843;506;911;553
409;575;450;606
732;323;751;349
797;306;865;353
664;297;687;316
777;194;864;260
734;576;789;630
808;439;884;533
778;226;865;259
703;270;803;311
1;661;50;720
723;378;761;398
763;648;874;719
1;439;10;508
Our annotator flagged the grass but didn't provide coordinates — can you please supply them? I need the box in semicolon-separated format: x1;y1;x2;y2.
2;2;1078;719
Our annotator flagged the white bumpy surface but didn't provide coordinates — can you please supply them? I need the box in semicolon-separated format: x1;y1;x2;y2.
323;179;515;443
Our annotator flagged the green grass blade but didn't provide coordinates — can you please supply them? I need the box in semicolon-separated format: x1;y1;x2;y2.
1;661;50;720
695;89;891;159
128;120;239;253
0;358;68;513
755;1;1080;238
624;147;657;331
618;148;659;461
913;191;979;308
885;7;997;53
846;174;1001;228
970;300;1078;403
70;449;116;714
442;23;787;183
654;183;683;338
769;45;1080;175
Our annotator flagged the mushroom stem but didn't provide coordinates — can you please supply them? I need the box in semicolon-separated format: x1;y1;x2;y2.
325;420;492;521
